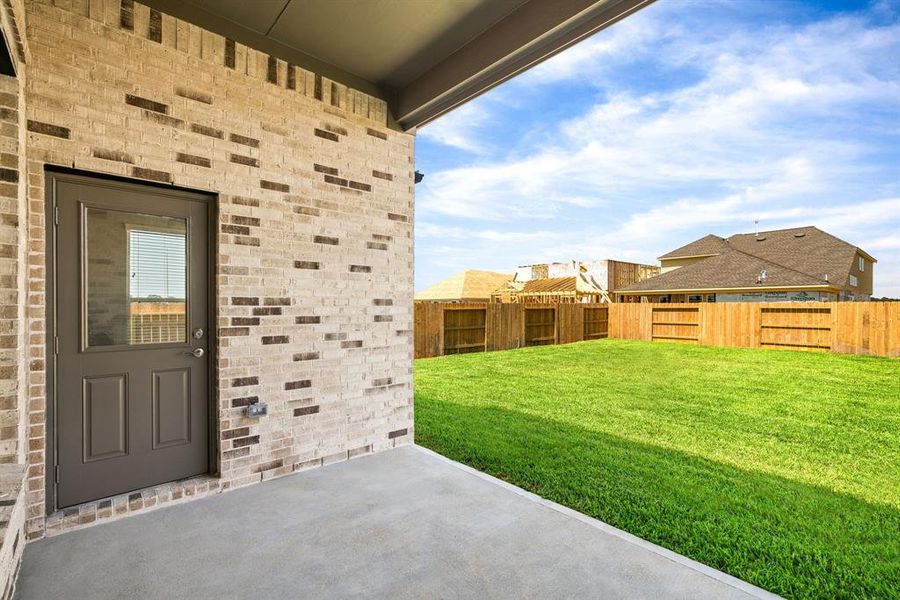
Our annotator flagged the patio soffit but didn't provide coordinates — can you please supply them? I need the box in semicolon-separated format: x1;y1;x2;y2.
141;0;654;130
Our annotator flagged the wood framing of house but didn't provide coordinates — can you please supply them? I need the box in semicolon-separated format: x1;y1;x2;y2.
495;259;660;303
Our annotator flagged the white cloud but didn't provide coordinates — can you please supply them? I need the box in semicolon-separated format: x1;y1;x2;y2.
419;13;898;219
416;222;558;244
415;197;900;294
415;2;900;295
416;102;492;154
866;234;900;252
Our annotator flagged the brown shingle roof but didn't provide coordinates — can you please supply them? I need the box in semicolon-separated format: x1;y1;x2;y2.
633;226;875;294
415;270;512;301
619;249;831;293
658;234;729;259
725;226;870;288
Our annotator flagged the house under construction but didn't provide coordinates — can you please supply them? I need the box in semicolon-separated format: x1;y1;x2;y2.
492;260;659;304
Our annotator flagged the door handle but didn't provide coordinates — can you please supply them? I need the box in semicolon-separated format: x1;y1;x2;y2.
187;348;205;358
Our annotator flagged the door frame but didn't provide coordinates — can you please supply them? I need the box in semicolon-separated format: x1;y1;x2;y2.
44;167;219;513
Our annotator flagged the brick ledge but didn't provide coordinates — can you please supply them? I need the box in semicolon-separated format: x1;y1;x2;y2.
0;465;27;600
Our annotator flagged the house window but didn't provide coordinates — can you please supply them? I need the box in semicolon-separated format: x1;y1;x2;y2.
127;227;188;345
706;294;716;302
849;274;858;287
658;295;671;303
688;295;702;303
858;256;865;271
129;229;187;300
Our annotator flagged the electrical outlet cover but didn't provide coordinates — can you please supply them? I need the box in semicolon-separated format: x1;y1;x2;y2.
247;402;268;417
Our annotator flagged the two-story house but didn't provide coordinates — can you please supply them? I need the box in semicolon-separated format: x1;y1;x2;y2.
616;227;876;303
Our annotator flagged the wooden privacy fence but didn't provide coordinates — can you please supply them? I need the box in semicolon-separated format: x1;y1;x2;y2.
415;302;900;358
610;302;900;356
415;302;609;358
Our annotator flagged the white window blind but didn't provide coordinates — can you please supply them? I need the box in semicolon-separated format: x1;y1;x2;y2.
129;229;186;300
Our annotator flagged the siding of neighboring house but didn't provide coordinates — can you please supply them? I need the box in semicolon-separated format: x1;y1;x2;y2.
12;0;414;542
659;256;711;273
715;291;837;302
844;251;873;299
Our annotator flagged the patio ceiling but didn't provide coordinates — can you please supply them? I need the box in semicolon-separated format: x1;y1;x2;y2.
142;0;655;130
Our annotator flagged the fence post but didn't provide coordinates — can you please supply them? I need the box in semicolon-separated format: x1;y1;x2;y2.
753;304;761;348
414;301;900;357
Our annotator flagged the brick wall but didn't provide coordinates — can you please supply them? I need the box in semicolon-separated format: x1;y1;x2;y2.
0;75;22;464
0;0;28;593
21;0;415;539
0;0;26;472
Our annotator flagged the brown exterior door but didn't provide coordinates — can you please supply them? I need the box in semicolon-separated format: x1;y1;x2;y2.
52;173;210;508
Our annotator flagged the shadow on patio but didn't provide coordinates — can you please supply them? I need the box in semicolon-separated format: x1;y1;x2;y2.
15;446;773;599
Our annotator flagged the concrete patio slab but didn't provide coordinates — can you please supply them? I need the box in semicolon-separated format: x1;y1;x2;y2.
15;445;777;599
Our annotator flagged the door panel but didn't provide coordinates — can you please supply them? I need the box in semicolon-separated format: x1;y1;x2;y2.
82;374;128;462
53;173;210;508
152;368;191;449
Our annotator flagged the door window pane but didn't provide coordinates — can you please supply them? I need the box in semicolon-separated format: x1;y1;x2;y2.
85;207;187;346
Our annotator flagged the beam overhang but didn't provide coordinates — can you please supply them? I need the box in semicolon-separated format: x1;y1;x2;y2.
396;0;655;130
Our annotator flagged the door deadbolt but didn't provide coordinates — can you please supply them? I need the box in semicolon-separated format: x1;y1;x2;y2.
193;328;204;339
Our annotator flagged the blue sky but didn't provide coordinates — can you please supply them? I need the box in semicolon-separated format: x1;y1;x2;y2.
414;0;900;297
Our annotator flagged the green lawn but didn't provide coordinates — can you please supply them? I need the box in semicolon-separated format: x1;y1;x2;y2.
414;340;900;599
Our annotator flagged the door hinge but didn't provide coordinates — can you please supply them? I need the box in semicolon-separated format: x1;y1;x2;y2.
54;465;59;484
54;205;59;226
54;335;59;355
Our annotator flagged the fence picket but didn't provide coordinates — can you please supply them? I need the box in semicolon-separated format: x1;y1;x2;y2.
413;302;900;358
